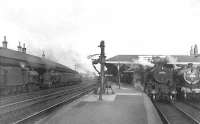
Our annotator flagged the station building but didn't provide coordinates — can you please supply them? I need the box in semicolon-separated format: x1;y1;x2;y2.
106;44;200;86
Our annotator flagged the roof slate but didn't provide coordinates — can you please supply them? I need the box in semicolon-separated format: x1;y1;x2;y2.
106;55;139;62
0;47;75;73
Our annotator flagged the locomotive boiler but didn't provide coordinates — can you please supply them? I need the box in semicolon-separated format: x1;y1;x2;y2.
146;62;177;101
177;64;200;99
0;36;82;96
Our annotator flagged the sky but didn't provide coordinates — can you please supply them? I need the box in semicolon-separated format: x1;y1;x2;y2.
0;0;200;72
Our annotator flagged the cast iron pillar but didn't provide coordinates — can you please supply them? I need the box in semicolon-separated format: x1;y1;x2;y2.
117;63;121;89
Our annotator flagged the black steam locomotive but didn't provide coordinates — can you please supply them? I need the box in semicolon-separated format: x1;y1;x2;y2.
176;64;200;99
145;62;177;101
0;37;81;96
144;57;177;101
145;56;200;101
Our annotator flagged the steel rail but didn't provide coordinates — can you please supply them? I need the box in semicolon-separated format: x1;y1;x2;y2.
0;84;92;115
184;101;200;111
154;102;199;124
0;83;84;106
13;85;96;124
153;102;170;124
173;102;200;124
0;83;83;101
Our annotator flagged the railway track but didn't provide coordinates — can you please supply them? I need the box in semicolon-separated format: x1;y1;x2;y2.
0;83;96;124
0;84;82;106
154;101;200;124
0;79;96;106
0;84;89;115
185;101;200;111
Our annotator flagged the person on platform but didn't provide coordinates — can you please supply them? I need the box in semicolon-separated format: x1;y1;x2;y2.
134;79;144;92
105;77;115;94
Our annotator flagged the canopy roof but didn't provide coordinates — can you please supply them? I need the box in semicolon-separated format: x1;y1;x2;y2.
106;55;200;65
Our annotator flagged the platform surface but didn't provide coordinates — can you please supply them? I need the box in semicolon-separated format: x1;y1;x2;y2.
35;84;162;124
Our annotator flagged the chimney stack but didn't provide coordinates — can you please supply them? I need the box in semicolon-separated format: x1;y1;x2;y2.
42;51;45;58
17;42;22;52
2;36;8;48
22;43;26;53
194;44;198;55
190;46;194;56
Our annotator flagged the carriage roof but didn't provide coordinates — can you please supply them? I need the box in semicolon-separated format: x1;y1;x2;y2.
0;47;76;73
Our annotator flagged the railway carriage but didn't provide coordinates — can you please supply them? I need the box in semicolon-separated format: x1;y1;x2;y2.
0;38;82;96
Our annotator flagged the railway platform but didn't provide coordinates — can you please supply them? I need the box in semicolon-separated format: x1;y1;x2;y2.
35;83;162;124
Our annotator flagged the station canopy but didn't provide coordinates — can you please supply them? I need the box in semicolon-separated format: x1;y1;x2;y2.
105;54;200;74
106;55;200;65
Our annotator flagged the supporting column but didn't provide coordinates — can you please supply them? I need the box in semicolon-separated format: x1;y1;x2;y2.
117;63;121;89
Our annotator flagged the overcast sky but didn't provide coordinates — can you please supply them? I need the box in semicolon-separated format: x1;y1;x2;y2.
0;0;200;72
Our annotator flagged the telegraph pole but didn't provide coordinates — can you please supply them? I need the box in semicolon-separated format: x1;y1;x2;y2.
99;40;106;100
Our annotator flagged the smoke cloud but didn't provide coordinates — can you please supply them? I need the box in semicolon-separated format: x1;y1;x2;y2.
26;42;91;73
0;8;93;73
166;56;177;64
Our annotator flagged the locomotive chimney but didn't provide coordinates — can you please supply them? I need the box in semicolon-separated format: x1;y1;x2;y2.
2;36;8;48
22;43;26;53
17;42;22;52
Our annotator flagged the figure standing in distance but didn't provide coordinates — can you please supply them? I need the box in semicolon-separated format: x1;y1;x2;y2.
134;79;144;92
105;76;115;94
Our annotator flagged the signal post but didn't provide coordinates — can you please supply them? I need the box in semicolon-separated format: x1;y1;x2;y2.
99;40;106;100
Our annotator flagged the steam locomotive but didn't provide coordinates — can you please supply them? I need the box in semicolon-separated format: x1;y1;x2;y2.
0;38;81;96
145;57;200;101
176;64;200;99
145;62;177;101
